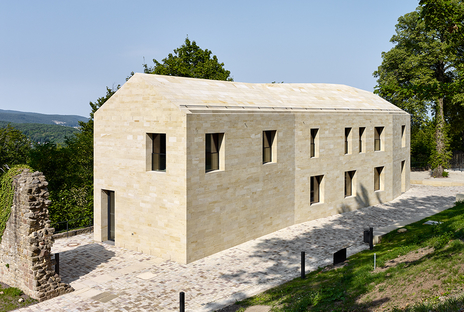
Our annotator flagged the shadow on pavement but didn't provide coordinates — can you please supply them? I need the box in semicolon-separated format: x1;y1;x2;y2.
218;190;455;287
57;244;115;284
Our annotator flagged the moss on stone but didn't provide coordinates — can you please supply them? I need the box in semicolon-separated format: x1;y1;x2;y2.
0;165;33;239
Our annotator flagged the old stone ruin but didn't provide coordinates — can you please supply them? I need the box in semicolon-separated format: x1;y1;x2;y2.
0;169;73;301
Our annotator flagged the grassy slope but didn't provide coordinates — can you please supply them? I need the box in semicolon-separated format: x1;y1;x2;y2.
232;202;464;312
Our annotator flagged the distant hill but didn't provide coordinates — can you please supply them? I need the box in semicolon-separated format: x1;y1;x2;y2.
0;109;87;128
0;121;80;144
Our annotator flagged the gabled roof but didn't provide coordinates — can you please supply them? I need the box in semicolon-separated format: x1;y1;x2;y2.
132;73;405;113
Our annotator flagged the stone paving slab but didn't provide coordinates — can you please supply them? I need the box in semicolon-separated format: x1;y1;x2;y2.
17;184;464;312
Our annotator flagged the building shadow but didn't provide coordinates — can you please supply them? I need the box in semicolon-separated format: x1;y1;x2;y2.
55;244;115;284
215;189;456;309
338;183;381;214
356;183;371;208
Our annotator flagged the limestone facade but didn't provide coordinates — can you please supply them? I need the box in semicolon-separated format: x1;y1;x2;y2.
94;74;410;264
0;170;73;300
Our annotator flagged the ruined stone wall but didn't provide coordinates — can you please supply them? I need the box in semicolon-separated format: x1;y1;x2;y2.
0;170;73;301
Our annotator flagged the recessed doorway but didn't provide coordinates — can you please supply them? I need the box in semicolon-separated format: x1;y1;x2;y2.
103;190;115;242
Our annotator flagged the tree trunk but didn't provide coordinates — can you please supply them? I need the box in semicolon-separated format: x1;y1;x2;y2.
433;97;445;178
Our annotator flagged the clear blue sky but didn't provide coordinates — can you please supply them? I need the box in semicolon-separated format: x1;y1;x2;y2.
0;1;419;117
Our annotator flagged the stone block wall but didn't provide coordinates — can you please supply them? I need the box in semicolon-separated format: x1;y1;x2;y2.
0;170;73;301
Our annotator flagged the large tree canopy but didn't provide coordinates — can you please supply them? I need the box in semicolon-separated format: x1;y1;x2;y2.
143;38;233;81
41;38;234;225
0;124;30;172
374;1;464;177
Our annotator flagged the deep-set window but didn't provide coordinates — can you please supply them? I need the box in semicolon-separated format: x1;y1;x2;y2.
374;166;384;191
374;127;384;151
206;133;223;172
310;128;318;158
401;125;406;148
345;128;352;154
150;133;166;171
345;170;356;197
310;175;324;204
263;130;276;163
359;127;365;153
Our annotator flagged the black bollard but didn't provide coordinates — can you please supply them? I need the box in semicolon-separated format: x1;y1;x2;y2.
180;292;185;312
363;227;370;243
369;227;374;250
301;251;305;279
55;253;60;275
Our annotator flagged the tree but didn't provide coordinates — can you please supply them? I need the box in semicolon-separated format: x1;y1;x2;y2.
143;37;233;81
28;132;94;225
82;38;232;136
27;86;114;225
0;124;30;172
373;3;464;177
46;38;234;224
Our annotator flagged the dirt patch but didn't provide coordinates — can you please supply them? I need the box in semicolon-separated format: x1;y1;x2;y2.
215;304;244;312
375;247;434;273
355;247;464;311
320;261;349;272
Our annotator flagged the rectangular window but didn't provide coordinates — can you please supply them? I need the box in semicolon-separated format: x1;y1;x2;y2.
374;166;384;191
345;170;356;197
206;133;223;172
310;175;324;204
401;160;406;192
374;127;384;151
263;130;276;163
359;127;365;153
150;133;166;171
401;125;406;147
310;128;318;158
345;128;351;154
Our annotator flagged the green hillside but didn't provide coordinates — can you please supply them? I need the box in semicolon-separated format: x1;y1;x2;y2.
0;109;87;127
0;121;79;144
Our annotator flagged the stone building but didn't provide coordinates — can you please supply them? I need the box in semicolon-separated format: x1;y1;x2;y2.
94;73;410;264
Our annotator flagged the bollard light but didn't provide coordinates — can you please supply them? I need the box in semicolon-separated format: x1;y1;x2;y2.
369;227;374;250
55;253;60;275
180;291;185;312
301;252;305;279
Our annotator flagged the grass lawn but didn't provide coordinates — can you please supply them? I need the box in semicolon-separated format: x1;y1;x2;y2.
226;201;464;311
0;282;36;311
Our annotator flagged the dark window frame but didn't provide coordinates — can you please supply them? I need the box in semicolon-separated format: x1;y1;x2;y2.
374;127;384;151
359;127;365;153
310;175;323;204
263;130;276;164
374;166;384;191
345;128;351;154
150;133;166;172
206;133;223;172
310;128;318;158
401;125;406;148
345;170;356;197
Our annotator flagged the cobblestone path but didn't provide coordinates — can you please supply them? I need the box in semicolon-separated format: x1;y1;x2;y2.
18;184;463;311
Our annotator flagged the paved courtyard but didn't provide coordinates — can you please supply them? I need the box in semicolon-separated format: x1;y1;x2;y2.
18;184;464;312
